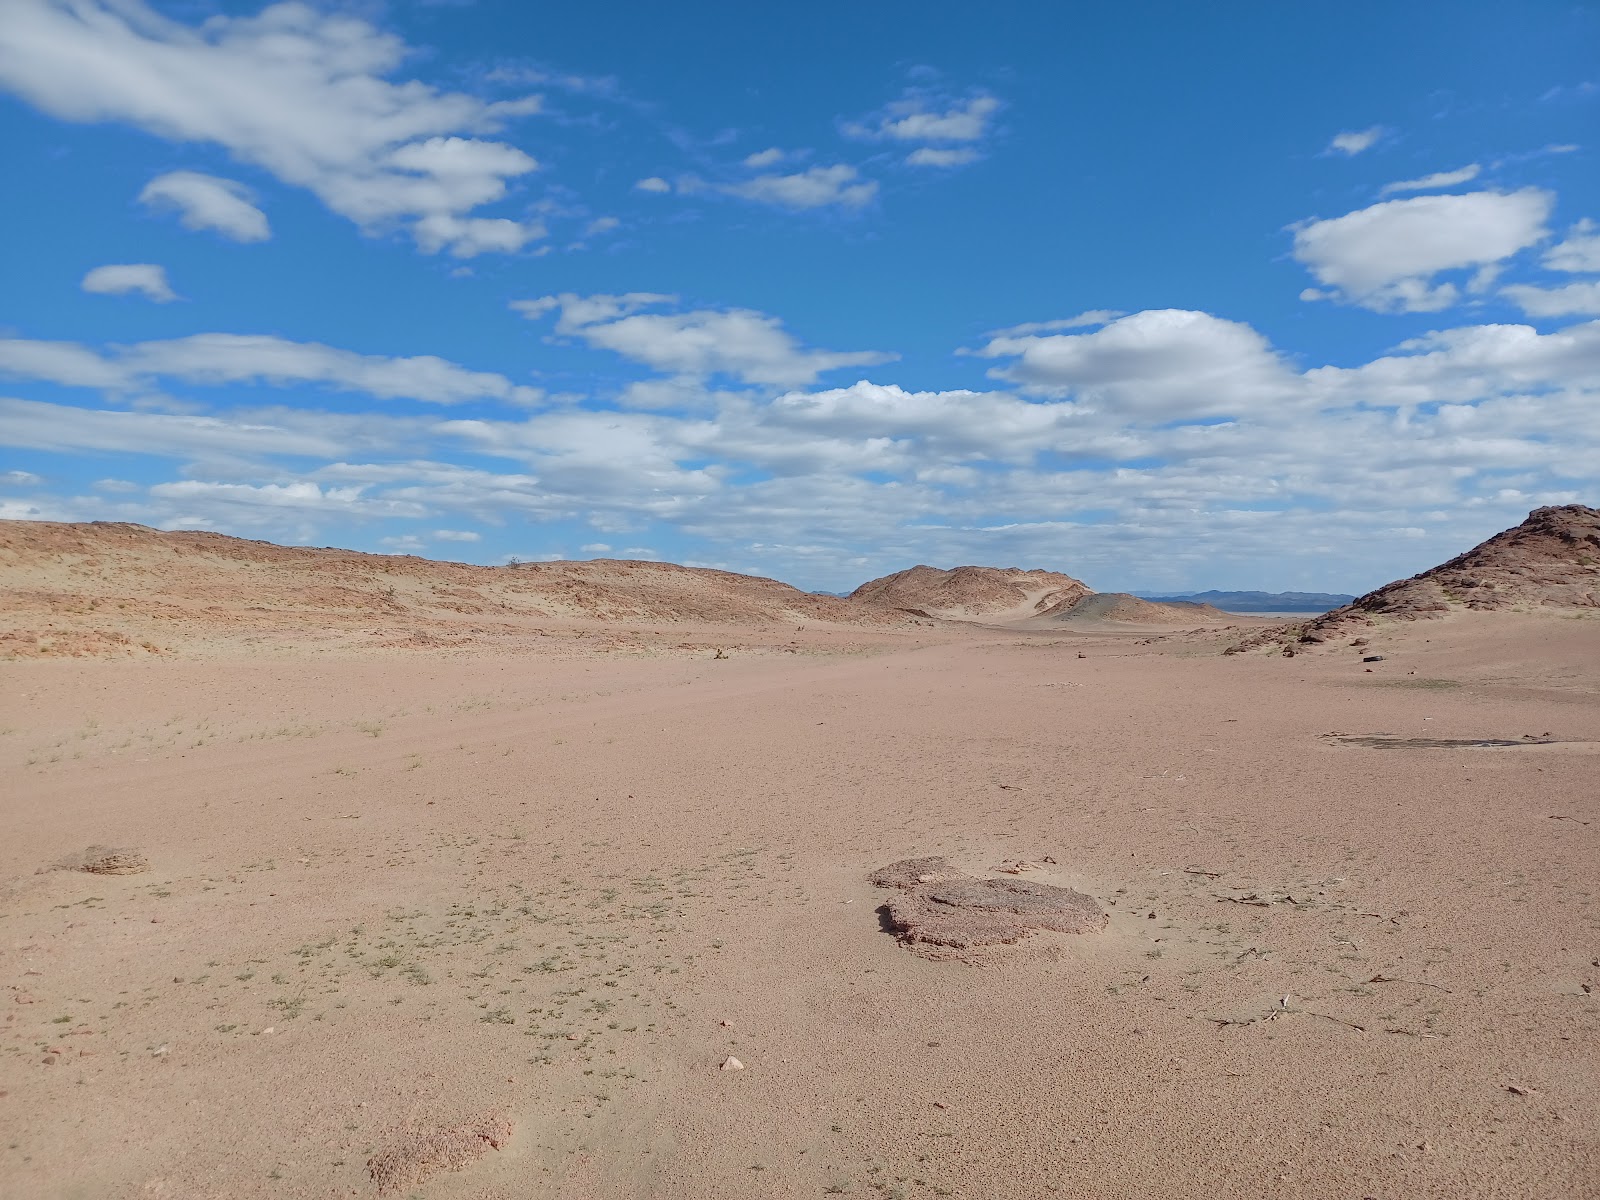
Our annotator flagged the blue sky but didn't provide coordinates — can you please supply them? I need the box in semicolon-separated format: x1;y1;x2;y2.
1;0;1597;594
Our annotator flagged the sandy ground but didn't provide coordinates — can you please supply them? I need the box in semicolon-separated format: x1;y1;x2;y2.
2;613;1597;1199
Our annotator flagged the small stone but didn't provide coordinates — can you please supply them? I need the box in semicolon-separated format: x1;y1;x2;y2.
932;1101;948;1110
720;1020;734;1027
720;1056;745;1071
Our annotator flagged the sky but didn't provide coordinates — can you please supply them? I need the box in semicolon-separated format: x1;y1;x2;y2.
1;0;1597;595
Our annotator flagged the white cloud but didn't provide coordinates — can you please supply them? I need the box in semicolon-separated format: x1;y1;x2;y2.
412;212;544;258
1500;281;1600;317
764;381;1081;463
380;534;425;552
432;528;480;542
722;165;877;210
151;479;425;517
1292;189;1554;312
0;396;354;459
847;93;1000;143
984;312;1124;338
138;171;269;242
905;147;978;168
1543;219;1600;273
515;293;896;387
0;2;543;254
585;216;620;236
0;333;544;406
1305;319;1600;407
81;262;177;303
3;469;44;486
0;339;126;388
1327;126;1383;155
974;309;1295;418
579;542;611;553
8;299;1599;596
742;147;784;168
1380;163;1481;195
126;335;544;404
634;176;671;193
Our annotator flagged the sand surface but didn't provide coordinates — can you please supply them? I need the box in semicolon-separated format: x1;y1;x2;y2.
2;613;1597;1198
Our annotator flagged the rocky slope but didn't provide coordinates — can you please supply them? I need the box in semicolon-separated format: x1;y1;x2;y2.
849;565;1093;623
1227;505;1600;653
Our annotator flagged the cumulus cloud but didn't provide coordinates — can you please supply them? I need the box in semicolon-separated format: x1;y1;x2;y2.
1543;219;1600;273
0;333;544;406
0;1;543;255
432;528;480;542
1292;189;1554;312
1499;282;1600;318
846;93;1000;143
634;176;671;193
81;263;177;302
1380;163;1481;195
974;309;1296;418
905;147;978;168
742;147;784;168
1305;319;1600;407
513;293;896;386
721;165;877;210
138;171;269;242
1327;126;1383;155
3;469;44;486
7;303;1599;594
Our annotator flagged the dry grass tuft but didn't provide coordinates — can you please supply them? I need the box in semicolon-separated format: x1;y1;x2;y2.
46;845;150;875
367;1112;513;1195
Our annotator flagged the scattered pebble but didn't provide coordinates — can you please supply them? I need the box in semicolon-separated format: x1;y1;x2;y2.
720;1056;745;1071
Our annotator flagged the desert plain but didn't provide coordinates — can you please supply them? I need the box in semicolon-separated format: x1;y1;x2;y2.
1;518;1597;1199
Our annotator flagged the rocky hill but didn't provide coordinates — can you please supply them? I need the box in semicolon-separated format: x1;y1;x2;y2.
0;521;905;658
849;565;1093;623
1227;505;1600;653
1307;505;1600;636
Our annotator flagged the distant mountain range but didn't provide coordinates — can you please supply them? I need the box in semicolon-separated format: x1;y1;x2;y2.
1135;590;1355;613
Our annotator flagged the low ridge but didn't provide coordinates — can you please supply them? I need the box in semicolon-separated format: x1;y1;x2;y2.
0;520;905;658
1031;592;1227;624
